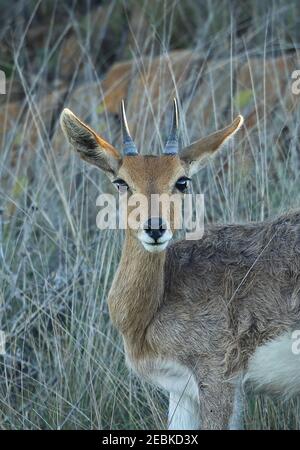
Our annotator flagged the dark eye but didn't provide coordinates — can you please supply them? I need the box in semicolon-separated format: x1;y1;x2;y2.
113;179;129;191
175;176;191;193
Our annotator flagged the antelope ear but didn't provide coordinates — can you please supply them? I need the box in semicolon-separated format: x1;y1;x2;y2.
60;108;122;176
179;115;244;176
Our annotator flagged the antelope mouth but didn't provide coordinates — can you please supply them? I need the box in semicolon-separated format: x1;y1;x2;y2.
137;228;173;253
141;240;170;253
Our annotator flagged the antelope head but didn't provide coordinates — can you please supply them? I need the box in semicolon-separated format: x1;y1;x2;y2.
60;100;243;253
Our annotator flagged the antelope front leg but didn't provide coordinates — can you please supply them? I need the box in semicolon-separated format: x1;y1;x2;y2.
228;377;245;430
168;392;200;430
199;380;244;430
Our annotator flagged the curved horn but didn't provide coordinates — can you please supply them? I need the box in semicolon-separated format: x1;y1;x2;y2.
120;100;138;155
164;98;179;154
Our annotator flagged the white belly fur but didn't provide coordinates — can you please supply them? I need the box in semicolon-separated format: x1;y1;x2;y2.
245;331;300;398
126;355;200;429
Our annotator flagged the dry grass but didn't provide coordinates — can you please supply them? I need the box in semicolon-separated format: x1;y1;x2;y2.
0;0;300;429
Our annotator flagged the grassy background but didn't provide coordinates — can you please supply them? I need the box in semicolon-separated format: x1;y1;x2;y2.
1;0;300;429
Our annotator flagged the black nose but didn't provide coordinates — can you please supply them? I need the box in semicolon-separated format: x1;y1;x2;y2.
144;217;166;241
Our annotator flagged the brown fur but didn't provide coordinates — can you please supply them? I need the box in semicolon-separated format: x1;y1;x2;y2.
108;209;300;428
61;107;300;429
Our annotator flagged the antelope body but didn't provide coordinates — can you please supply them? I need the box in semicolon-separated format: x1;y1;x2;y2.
61;100;300;430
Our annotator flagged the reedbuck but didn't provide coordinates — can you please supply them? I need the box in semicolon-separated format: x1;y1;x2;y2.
61;99;300;430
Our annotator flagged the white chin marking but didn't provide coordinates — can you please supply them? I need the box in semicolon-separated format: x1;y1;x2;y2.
141;241;169;253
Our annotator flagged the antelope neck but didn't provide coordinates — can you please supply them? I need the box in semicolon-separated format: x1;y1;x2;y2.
108;230;166;356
